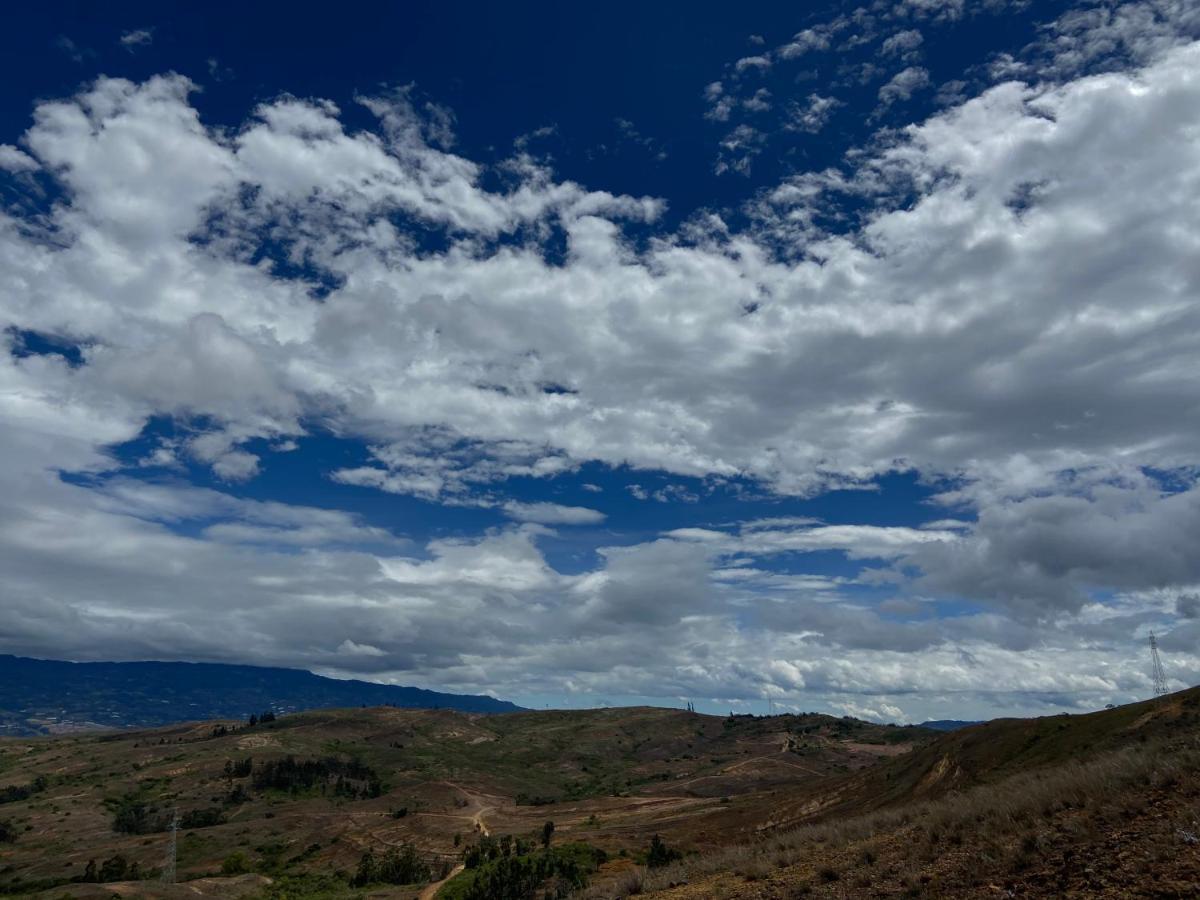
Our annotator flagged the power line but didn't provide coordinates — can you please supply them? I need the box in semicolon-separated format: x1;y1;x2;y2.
1149;632;1169;697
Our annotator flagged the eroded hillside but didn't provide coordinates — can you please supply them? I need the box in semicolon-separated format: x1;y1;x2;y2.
616;689;1200;899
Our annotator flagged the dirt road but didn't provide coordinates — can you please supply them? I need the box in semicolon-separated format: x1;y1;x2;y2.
418;863;465;900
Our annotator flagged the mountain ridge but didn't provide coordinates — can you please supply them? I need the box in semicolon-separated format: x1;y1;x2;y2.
0;654;522;735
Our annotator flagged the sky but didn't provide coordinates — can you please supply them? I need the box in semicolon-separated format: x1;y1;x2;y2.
2;0;1199;724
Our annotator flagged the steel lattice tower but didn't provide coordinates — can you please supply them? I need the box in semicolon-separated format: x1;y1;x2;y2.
1149;632;1169;697
161;808;177;884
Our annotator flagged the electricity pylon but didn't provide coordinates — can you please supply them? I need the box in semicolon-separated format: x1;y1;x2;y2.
161;807;177;884
1149;632;1169;697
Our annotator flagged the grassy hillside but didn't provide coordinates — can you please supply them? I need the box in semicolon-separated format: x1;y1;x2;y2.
610;689;1200;898
7;693;1191;899
0;705;932;897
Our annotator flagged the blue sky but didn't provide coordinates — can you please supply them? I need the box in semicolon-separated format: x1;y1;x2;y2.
2;0;1200;722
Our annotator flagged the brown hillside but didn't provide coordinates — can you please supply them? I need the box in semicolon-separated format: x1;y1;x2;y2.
599;690;1200;899
0;705;931;897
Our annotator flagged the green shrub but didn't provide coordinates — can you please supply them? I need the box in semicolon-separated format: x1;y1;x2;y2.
222;851;252;875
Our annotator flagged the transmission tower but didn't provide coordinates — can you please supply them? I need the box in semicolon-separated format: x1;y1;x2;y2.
1149;632;1169;697
161;807;177;884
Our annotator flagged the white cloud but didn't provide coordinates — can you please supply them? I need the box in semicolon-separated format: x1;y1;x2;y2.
786;94;841;133
0;144;37;173
734;55;772;74
4;23;1200;716
119;28;154;49
502;501;605;525
881;28;924;57
877;65;931;105
6;48;1200;510
778;26;837;60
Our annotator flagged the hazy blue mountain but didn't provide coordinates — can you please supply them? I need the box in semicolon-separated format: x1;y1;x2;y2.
0;654;521;735
918;719;985;732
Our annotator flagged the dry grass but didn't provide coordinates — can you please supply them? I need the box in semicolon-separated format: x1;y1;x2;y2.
581;737;1200;897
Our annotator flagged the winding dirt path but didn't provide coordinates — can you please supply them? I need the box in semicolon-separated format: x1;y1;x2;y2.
414;783;492;898
721;753;823;777
418;863;465;900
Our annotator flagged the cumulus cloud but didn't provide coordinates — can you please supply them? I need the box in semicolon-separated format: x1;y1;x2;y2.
502;501;605;525
3;17;1200;716
877;65;931;105
786;94;841;133
119;28;154;49
734;55;772;74
0;145;37;173
881;28;924;58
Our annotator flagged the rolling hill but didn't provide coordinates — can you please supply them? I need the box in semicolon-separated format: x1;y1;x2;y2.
1;691;1197;898
0;705;931;897
626;688;1200;898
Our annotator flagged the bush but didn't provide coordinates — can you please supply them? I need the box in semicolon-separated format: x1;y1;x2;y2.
109;794;169;835
98;855;139;881
179;807;225;829
0;776;47;805
646;834;682;868
221;851;252;875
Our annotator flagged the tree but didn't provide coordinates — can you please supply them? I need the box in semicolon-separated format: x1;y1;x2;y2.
646;834;681;868
82;859;98;882
99;854;131;881
541;820;555;849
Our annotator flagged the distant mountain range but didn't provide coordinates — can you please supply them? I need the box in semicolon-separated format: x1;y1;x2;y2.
0;654;522;735
918;719;984;731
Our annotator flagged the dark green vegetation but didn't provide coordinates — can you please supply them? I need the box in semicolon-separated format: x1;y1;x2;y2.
644;834;681;869
251;756;383;798
0;654;521;736
351;842;431;886
440;841;608;900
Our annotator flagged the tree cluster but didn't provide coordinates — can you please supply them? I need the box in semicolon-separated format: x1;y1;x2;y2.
0;775;48;804
179;807;225;829
465;833;533;869
81;855;140;882
351;843;431;886
458;843;605;900
109;795;170;835
250;755;383;798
